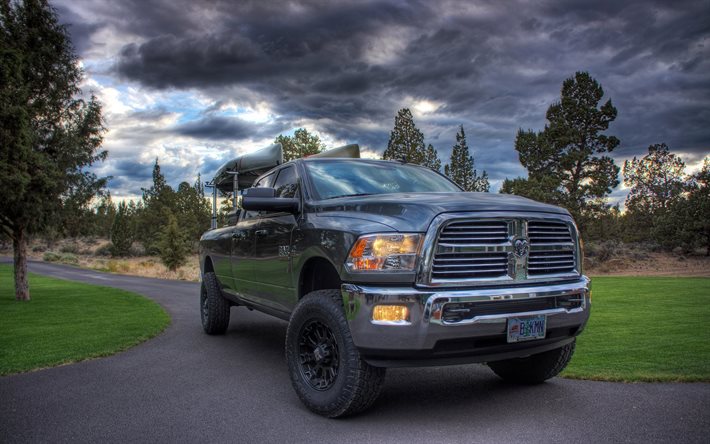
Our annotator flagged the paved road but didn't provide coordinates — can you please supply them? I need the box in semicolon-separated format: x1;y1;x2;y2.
1;261;708;443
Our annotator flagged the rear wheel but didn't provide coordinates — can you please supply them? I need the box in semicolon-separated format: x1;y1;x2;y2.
488;340;576;384
200;272;230;335
285;289;385;417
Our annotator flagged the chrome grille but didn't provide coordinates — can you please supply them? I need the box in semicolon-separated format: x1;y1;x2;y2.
432;252;508;280
427;216;579;286
528;221;572;244
437;221;508;245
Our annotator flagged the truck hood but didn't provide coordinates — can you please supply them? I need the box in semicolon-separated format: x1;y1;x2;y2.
312;192;570;232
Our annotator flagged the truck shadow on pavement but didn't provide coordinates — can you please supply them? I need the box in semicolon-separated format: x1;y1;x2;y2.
217;308;581;420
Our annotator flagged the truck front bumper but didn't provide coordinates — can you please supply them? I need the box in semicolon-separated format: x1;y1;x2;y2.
341;277;591;367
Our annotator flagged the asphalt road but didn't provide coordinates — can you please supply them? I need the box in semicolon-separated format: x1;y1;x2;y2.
1;261;708;443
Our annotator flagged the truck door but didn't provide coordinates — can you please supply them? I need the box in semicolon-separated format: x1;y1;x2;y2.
251;165;300;314
230;172;276;301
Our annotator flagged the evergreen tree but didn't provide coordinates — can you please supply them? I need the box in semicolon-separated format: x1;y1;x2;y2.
652;157;710;254
110;201;133;257
158;211;189;271
383;108;426;164
444;125;489;191
275;128;325;161
95;192;117;238
623;143;687;215
136;158;175;253
623;143;688;241
423;144;442;172
501;72;620;229
175;178;211;245
0;0;107;300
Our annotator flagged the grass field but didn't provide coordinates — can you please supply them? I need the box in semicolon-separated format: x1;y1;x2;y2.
0;265;170;375
563;276;710;382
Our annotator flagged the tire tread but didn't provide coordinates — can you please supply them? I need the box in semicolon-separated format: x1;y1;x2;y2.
201;272;230;335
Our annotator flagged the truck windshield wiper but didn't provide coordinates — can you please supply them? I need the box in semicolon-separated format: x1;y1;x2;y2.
325;193;373;200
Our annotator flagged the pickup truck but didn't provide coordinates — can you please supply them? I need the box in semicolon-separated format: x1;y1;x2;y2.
199;146;590;417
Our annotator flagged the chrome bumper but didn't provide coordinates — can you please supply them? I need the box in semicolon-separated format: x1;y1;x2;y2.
341;277;591;365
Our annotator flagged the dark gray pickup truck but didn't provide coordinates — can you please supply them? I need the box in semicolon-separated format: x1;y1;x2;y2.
199;146;590;417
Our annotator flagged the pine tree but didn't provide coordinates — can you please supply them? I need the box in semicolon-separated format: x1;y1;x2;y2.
95;192;117;237
423;144;442;172
136;158;175;254
444;125;489;191
623;143;688;241
501;72;620;227
275;128;325;161
0;0;107;300
383;108;426;164
110;201;133;257
158;211;189;271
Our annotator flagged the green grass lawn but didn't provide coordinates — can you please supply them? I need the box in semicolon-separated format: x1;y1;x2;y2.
0;265;170;375
563;276;710;382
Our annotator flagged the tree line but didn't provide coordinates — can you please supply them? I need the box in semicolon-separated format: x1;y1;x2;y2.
2;1;708;302
277;109;490;192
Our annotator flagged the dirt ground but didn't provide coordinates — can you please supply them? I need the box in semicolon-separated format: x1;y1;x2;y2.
586;252;710;277
2;237;709;281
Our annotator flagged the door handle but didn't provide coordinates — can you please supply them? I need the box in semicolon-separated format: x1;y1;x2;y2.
255;229;268;237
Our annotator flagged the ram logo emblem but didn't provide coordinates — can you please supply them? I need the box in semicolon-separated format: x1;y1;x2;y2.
513;238;529;258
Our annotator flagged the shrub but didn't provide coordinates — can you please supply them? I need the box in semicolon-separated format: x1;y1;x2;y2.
58;253;78;265
94;243;113;257
129;243;146;257
43;252;61;262
59;243;79;254
42;252;77;265
106;260;130;273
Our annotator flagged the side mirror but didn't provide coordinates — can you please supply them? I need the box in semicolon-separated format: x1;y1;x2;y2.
242;187;300;214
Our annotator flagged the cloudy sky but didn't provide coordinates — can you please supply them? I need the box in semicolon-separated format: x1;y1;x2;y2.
54;0;710;203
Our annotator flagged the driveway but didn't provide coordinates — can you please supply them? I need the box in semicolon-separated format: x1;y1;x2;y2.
1;260;708;443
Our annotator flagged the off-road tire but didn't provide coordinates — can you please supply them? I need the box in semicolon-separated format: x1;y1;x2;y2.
488;340;576;384
286;289;386;418
200;272;230;335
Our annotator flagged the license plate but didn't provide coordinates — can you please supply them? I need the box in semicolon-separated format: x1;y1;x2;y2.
507;315;546;343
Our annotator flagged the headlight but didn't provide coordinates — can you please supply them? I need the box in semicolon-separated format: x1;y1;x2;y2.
346;233;422;272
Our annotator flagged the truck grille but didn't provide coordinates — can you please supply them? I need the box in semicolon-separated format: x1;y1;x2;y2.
427;217;579;285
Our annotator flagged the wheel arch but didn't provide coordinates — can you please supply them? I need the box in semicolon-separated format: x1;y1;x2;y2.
298;256;342;300
203;255;215;274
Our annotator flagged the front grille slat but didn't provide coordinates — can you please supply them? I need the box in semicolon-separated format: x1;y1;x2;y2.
528;249;575;274
528;221;572;244
431;251;508;280
437;221;508;245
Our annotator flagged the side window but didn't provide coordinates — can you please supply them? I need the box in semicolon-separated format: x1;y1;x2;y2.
273;166;300;199
254;172;276;189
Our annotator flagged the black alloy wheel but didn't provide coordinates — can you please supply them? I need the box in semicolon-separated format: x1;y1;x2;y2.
297;319;340;391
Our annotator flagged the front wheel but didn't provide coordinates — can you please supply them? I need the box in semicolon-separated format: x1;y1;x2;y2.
285;289;385;418
488;340;576;384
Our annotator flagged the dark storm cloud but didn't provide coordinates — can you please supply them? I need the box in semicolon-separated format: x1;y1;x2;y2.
174;115;290;141
59;0;710;194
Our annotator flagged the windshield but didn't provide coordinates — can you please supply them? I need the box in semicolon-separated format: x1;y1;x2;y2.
304;160;461;200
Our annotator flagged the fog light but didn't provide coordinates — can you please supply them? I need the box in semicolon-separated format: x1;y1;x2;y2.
372;305;409;323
